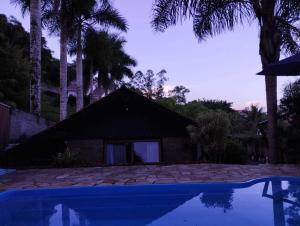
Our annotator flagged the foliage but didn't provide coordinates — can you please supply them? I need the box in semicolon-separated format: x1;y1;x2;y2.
280;79;300;126
237;104;266;146
124;69;168;99
0;14;76;120
158;98;208;119
199;99;234;113
180;100;209;119
0;15;30;110
241;105;266;132
223;140;248;164
83;28;137;93
152;0;300;163
188;111;230;163
168;85;190;104
152;0;300;55
159;96;234;120
52;148;82;167
279;79;300;162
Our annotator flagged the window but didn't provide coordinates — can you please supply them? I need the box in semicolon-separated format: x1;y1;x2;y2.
133;142;159;163
105;141;160;165
106;144;127;165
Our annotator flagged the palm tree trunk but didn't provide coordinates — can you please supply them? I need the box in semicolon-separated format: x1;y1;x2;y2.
89;62;94;104
259;7;281;163
264;75;278;163
29;0;42;115
76;26;84;111
60;21;68;121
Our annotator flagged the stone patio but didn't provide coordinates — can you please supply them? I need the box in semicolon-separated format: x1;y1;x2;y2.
0;164;300;191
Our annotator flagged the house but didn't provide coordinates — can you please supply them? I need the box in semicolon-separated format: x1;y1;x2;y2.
2;87;196;167
0;103;54;150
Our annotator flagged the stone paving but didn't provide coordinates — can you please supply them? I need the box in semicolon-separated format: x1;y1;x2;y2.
0;164;300;191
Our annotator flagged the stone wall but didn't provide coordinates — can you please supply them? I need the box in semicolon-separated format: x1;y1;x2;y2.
162;137;193;163
9;109;54;143
67;139;104;165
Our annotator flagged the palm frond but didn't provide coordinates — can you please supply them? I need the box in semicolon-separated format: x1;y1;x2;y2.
277;18;300;55
10;0;30;16
152;0;196;32
192;0;254;41
94;4;128;32
152;0;254;41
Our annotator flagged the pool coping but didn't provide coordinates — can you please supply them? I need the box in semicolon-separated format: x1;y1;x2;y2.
1;176;300;199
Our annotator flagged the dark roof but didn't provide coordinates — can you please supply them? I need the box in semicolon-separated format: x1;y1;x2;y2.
5;87;195;164
50;86;194;139
257;53;300;76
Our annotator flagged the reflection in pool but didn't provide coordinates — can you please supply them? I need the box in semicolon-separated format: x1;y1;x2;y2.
0;177;300;226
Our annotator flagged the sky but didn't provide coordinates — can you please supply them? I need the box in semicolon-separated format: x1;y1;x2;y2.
1;0;299;110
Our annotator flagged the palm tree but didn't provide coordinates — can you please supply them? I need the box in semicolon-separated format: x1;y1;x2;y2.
152;0;300;163
11;0;42;115
70;0;128;111
242;105;266;134
83;29;136;101
43;0;75;120
98;33;137;94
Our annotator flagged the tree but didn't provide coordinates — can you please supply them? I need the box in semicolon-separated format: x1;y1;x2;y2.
11;0;42;115
168;85;190;104
83;28;136;101
0;15;30;109
0;14;77;121
280;79;300;126
279;79;300;162
152;0;300;163
43;0;76;120
125;69;168;99
69;0;128;111
242;104;266;134
199;99;234;113
188;111;230;162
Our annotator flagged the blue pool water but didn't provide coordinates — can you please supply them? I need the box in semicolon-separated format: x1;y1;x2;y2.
0;177;300;226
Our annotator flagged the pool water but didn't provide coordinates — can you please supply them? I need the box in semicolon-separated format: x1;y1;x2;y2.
0;177;300;226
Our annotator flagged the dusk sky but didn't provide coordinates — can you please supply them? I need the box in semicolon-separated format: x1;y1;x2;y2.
1;0;298;110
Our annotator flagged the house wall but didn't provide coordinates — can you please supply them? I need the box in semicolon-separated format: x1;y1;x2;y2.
66;137;193;165
67;139;104;165
162;137;193;163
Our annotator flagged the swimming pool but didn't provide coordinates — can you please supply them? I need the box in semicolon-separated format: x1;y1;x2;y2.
0;177;299;226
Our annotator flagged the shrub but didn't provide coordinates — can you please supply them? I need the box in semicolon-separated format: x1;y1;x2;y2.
223;140;248;164
279;79;300;163
188;110;230;163
52;148;82;167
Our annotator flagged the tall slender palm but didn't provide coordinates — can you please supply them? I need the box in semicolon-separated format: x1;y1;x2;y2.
11;0;42;115
70;0;128;111
152;0;300;163
43;0;75;120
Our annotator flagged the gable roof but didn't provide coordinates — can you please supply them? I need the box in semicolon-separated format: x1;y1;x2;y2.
6;87;195;163
53;86;194;139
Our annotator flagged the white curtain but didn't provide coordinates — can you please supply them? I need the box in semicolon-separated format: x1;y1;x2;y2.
106;144;126;165
133;142;159;163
